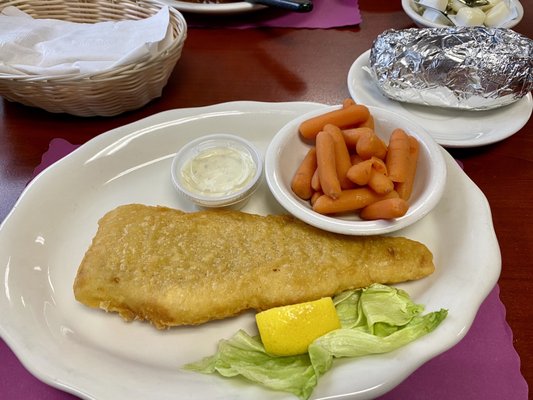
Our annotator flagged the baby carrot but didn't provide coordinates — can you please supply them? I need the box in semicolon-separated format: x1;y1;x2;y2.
395;135;420;201
311;167;321;192
316;131;342;199
324;124;354;189
356;129;388;160
346;156;388;186
360;197;409;220
291;147;317;200
370;156;387;175
346;158;373;186
386;128;411;183
312;188;398;215
359;114;375;130
342;127;373;150
299;104;371;140
310;191;323;206
368;168;394;194
350;153;364;165
343;98;356;108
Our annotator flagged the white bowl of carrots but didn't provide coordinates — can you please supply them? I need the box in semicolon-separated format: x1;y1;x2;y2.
265;101;447;235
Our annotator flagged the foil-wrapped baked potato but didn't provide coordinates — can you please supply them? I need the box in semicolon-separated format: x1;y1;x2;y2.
368;27;532;110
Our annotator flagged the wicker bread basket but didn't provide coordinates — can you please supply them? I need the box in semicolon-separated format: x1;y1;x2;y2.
0;0;187;117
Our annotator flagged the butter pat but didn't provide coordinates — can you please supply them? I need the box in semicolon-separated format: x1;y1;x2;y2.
484;2;513;27
453;7;486;26
448;0;467;12
418;0;448;11
422;8;452;25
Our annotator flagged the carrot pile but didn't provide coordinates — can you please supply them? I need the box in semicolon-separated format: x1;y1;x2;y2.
291;100;420;221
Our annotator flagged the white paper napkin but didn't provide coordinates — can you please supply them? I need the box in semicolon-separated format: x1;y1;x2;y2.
0;5;173;76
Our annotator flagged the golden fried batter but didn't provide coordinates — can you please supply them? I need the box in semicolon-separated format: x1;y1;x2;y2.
73;204;434;328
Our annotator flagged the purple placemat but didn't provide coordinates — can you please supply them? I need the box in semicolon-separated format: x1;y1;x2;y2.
0;138;528;399
183;0;362;29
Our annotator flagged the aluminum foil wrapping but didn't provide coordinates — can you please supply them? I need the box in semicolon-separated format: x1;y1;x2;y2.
368;27;533;110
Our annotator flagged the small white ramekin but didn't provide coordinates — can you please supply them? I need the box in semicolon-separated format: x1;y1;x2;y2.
171;134;263;209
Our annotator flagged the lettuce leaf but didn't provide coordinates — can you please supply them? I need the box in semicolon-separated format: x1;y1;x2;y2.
183;284;447;399
184;330;318;399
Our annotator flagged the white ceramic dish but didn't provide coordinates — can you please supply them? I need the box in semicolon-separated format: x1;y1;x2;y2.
265;105;447;235
158;0;264;14
348;50;533;148
0;101;500;400
171;133;263;208
401;0;523;28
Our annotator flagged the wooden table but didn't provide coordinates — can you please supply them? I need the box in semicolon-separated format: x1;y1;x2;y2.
1;0;532;394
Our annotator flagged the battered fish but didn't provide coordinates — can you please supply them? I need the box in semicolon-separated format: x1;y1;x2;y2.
73;204;435;328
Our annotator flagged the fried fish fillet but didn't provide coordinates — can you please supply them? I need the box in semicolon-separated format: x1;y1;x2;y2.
73;204;435;328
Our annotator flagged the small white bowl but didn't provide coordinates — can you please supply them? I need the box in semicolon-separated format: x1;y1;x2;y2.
265;105;447;235
401;0;523;28
171;134;263;209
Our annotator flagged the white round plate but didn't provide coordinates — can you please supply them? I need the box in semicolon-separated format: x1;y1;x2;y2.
265;105;447;235
348;50;533;148
158;0;264;14
0;101;500;400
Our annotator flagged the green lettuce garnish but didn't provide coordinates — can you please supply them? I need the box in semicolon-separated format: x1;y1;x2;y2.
183;284;447;399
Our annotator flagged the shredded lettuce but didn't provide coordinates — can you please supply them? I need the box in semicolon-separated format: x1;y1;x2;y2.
183;284;448;399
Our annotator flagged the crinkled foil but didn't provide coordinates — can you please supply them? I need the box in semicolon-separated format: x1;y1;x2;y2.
368;27;533;110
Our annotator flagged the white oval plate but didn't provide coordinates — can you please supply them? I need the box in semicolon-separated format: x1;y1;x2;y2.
0;101;500;400
348;50;533;148
158;0;264;14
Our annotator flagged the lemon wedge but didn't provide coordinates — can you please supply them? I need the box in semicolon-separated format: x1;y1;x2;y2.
255;297;341;356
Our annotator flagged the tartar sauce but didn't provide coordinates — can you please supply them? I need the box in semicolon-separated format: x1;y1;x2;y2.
180;146;256;197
